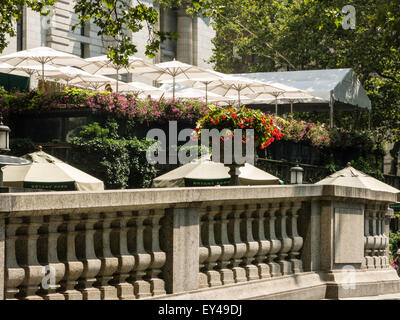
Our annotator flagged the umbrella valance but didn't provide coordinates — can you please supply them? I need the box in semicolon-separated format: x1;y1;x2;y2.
152;159;280;188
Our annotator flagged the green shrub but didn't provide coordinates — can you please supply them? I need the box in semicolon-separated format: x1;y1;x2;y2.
69;120;156;189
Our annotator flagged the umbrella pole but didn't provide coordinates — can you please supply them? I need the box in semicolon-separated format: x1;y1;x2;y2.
173;76;175;100
290;102;293;114
205;82;208;105
41;62;45;92
238;89;241;107
275;98;278;116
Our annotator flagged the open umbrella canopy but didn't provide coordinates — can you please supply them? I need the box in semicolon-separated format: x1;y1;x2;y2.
69;73;117;90
82;55;155;92
132;60;219;99
0;46;87;67
0;46;87;90
207;75;286;106
125;81;165;97
0;62;59;77
152;159;280;188
247;82;320;114
44;66;99;83
2;150;104;191
315;164;400;194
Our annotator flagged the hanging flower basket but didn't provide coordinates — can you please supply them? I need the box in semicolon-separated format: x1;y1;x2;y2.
194;106;284;185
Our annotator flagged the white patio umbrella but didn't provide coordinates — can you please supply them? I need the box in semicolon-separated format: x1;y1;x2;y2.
0;46;87;91
2;149;104;191
207;75;286;107
131;59;219;99
81;55;155;93
160;82;246;105
44;66;103;86
68;73;118;90
246;82;320;114
126;81;165;96
0;63;61;90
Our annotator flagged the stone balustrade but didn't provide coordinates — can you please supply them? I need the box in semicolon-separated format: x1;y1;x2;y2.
0;184;399;300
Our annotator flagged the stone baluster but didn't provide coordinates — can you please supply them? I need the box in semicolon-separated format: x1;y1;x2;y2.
379;206;389;268
276;203;293;275
252;204;271;279
228;205;247;283
202;206;222;288
240;204;259;281
364;207;375;269
265;203;282;277
20;216;45;300
95;212;119;300
5;217;25;300
198;208;209;288
111;211;135;300
129;211;152;299
371;207;381;269
145;209;166;296
58;216;84;300
76;213;102;300
215;205;235;285
287;202;304;274
40;215;65;300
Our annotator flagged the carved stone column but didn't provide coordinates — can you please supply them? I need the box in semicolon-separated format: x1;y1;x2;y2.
130;211;152;299
5;217;25;299
111;211;135;300
287;202;303;274
378;207;389;268
203;206;222;287
215;205;235;285
240;204;259;281
145;209;166;296
58;216;84;300
265;203;282;277
364;207;375;269
371;208;381;269
20;216;45;300
95;212;119;300
228;205;247;283
41;215;65;300
76;214;102;300
198;209;209;289
252;204;271;279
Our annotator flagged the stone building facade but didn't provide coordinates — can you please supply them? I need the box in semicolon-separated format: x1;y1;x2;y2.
2;1;215;71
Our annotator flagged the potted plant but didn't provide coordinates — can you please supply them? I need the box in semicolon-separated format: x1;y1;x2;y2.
195;105;284;185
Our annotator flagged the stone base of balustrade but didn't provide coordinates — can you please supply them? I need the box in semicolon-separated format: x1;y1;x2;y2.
145;269;400;300
148;272;327;300
323;269;400;299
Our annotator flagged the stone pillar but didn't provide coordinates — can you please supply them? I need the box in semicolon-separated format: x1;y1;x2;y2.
319;201;333;272
162;206;200;294
0;216;4;300
176;8;193;64
299;201;320;272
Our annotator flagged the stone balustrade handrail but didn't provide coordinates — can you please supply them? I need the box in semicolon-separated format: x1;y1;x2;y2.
0;184;399;300
0;185;397;217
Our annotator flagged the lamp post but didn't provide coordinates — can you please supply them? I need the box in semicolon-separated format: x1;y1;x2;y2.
0;115;10;152
290;162;304;184
0;116;31;187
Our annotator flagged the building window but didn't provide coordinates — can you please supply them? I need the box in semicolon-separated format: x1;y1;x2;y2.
17;11;24;51
80;21;90;37
80;43;89;58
